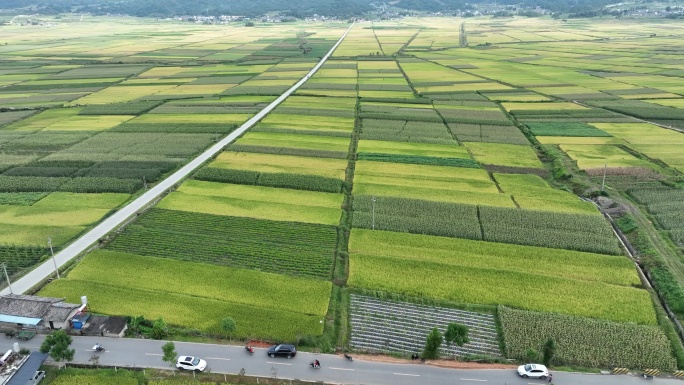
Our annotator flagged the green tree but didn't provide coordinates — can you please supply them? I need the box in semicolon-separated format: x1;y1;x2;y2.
542;337;556;367
162;341;177;365
422;327;442;359
39;330;75;362
126;315;147;336
444;323;469;349
151;318;168;340
221;317;237;337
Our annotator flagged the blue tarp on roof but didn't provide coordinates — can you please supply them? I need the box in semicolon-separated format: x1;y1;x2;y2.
6;352;48;385
0;315;41;325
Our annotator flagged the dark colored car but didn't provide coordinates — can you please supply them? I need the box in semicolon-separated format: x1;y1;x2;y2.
267;344;296;358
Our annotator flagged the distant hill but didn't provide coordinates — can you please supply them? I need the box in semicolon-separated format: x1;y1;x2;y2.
0;0;616;18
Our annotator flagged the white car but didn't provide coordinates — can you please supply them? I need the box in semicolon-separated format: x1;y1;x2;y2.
517;363;549;379
29;370;45;384
176;356;207;372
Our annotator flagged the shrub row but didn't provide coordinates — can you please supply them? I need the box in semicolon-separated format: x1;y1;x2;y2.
110;123;236;133
359;112;444;123
269;107;355;118
357;152;480;168
79;101;162;115
58;177;143;193
3;166;80;177
527;122;612;137
4;160;177;183
193;167;343;193
1;82;115;91
251;126;351;138
228;144;348;159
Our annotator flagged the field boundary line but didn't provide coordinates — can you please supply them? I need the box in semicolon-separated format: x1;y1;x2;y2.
0;23;355;296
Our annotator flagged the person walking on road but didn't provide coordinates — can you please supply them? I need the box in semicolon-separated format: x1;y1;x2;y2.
548;372;553;383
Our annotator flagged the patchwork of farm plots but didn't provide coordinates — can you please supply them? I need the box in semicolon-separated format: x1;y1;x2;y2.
7;17;684;371
1;19;349;338
28;33;359;336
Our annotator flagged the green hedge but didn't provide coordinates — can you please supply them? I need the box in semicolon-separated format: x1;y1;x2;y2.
110;123;237;133
3;166;80;177
357;152;480;168
527;122;612;137
58;177;142;193
194;167;342;193
0;176;69;192
79;101;162;115
258;173;342;193
193;168;259;184
228;144;348;159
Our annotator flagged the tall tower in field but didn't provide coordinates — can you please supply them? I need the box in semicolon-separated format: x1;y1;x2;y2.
459;22;468;47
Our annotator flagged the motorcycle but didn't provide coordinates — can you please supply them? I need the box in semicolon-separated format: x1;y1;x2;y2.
309;360;321;369
344;353;353;362
92;344;105;353
245;346;254;355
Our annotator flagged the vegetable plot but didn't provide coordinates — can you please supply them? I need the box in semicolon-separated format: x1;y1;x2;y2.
499;306;676;370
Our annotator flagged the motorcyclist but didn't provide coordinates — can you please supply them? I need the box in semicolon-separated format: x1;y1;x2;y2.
314;359;320;368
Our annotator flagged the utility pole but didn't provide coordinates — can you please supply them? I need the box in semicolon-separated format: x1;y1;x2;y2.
601;163;607;191
1;263;13;294
48;237;60;279
371;196;377;230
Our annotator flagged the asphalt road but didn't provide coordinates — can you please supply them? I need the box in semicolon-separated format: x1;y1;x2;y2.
0;22;354;296
5;335;682;385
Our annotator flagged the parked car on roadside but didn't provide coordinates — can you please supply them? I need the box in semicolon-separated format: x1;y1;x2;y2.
266;344;296;358
517;363;549;379
176;356;207;372
28;370;45;384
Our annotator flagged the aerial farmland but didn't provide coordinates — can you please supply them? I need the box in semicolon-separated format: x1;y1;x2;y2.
2;13;684;374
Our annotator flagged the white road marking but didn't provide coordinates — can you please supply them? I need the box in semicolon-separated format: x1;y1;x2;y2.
393;372;420;377
460;379;487;382
266;361;292;366
329;367;355;371
206;357;231;361
145;353;163;356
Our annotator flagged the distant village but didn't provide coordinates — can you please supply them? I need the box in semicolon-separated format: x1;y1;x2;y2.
2;0;684;26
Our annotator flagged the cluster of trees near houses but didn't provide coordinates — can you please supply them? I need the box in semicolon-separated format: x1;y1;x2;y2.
2;0;622;18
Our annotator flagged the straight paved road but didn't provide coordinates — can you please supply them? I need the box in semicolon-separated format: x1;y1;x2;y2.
0;23;355;296
6;335;681;385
